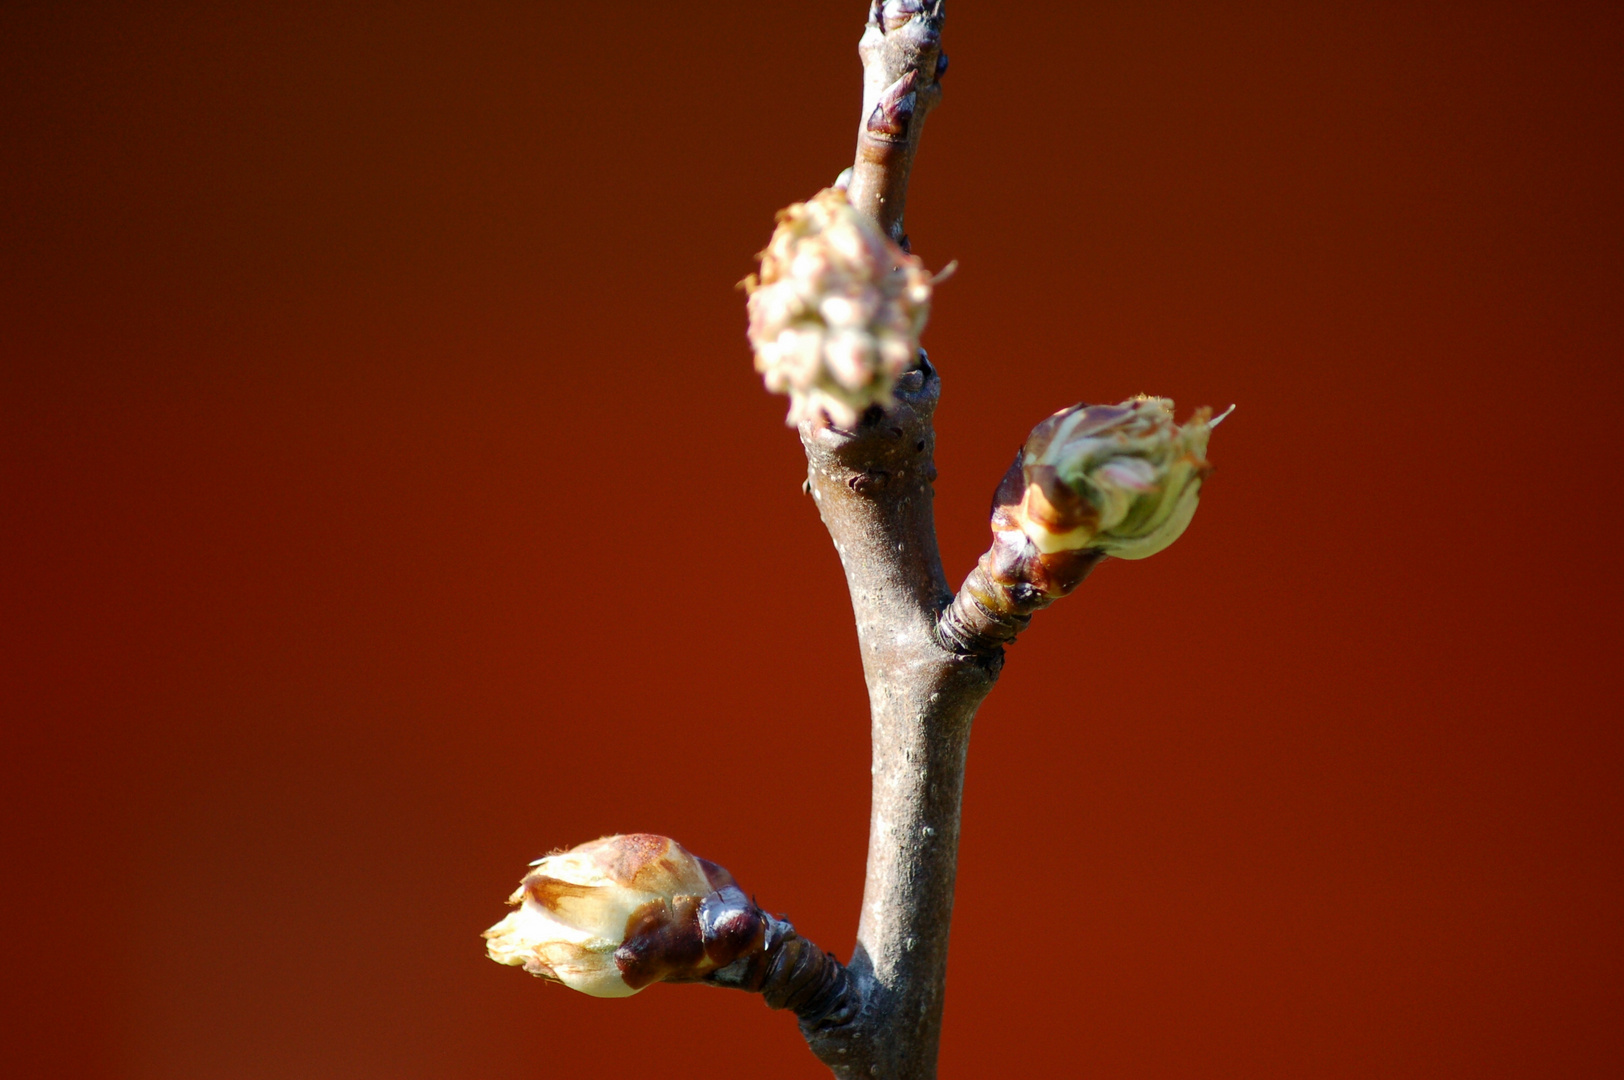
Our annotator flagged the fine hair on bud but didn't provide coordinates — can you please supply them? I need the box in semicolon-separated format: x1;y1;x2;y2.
743;187;935;427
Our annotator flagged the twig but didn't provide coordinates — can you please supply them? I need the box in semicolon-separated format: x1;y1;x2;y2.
707;914;857;1037
938;455;1107;655
792;356;1000;1079
845;1;948;249
742;6;1113;1075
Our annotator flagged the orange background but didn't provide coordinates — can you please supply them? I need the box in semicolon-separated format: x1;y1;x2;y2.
4;2;1621;1077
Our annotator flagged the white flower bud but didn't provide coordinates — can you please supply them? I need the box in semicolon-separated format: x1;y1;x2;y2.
744;188;934;426
483;834;766;998
1008;396;1225;560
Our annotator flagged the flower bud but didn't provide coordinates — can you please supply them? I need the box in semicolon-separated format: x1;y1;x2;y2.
1001;396;1224;560
483;833;767;998
743;187;934;427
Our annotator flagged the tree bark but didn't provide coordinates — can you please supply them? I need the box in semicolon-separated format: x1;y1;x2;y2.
793;356;1001;1079
785;6;995;1077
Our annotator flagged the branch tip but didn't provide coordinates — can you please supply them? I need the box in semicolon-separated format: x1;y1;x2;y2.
848;0;945;243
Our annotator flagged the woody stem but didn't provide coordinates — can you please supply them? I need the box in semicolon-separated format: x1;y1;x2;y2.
794;358;1001;1080
845;1;947;249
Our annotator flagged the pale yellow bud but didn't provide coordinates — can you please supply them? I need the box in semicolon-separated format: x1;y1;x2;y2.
483;834;765;998
744;188;933;426
1008;397;1226;560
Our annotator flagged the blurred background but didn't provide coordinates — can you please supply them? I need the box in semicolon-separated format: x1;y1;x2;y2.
4;2;1620;1076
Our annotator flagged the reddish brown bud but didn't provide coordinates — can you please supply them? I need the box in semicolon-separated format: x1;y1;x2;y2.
867;70;918;138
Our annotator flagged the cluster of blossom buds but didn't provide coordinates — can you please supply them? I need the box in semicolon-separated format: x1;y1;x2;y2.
483;834;767;998
743;187;934;427
1000;395;1224;561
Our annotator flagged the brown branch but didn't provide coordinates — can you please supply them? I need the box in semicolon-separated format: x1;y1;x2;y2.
761;4;1116;1075
796;361;999;1080
938;538;1104;655
846;1;948;249
754;5;1015;1077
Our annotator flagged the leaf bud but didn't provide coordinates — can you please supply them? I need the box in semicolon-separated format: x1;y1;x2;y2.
483;833;767;998
1001;396;1224;560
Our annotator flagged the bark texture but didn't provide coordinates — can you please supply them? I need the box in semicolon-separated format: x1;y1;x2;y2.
780;5;999;1077
792;359;1002;1079
708;914;857;1034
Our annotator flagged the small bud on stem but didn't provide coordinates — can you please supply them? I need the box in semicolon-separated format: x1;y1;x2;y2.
744;188;935;427
939;397;1224;655
483;833;766;997
1012;396;1217;559
866;70;919;139
485;833;854;1027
